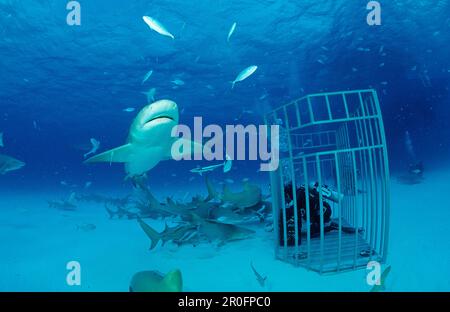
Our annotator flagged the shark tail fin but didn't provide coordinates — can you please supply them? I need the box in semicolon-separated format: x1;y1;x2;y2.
137;218;161;250
231;81;236;89
162;270;183;292
204;176;217;202
84;143;134;164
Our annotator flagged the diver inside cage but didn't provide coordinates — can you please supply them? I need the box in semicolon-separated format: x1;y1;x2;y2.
279;183;362;246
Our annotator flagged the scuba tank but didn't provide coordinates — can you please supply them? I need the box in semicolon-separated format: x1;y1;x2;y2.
309;183;344;203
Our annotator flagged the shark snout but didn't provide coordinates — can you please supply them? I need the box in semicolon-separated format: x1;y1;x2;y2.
139;100;179;128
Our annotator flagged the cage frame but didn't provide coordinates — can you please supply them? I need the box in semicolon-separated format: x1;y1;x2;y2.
265;89;390;274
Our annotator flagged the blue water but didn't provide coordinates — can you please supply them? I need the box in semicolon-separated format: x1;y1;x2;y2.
0;0;449;291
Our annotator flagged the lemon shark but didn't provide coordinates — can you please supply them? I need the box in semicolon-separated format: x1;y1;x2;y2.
129;270;182;292
137;218;198;250
0;154;25;175
47;192;77;211
205;176;262;210
84;100;204;180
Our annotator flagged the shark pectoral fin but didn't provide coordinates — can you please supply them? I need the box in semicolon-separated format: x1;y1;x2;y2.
162;270;183;292
84;144;134;164
168;138;204;160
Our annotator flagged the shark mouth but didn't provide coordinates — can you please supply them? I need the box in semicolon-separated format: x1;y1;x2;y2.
144;115;174;125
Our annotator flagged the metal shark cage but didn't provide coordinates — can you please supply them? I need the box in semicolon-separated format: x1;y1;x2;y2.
265;89;390;274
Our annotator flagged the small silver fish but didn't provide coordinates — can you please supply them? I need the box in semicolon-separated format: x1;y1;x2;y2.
231;65;258;89
141;70;153;85
227;22;237;42
190;155;232;176
142;16;175;40
171;79;185;86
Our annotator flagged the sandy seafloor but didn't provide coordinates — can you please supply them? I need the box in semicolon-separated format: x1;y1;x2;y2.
1;168;449;292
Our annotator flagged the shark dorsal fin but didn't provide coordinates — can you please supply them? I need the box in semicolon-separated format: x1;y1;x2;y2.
67;192;77;204
167;197;176;207
204;176;217;202
161;270;183;292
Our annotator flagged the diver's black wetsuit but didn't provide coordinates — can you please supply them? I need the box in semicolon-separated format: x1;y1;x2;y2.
279;184;332;246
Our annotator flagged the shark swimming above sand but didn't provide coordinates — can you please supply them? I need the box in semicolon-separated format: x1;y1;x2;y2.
250;262;267;287
84;100;205;180
129;269;182;292
193;214;255;246
48;192;77;211
138;218;199;249
205;176;263;210
0;154;25;175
